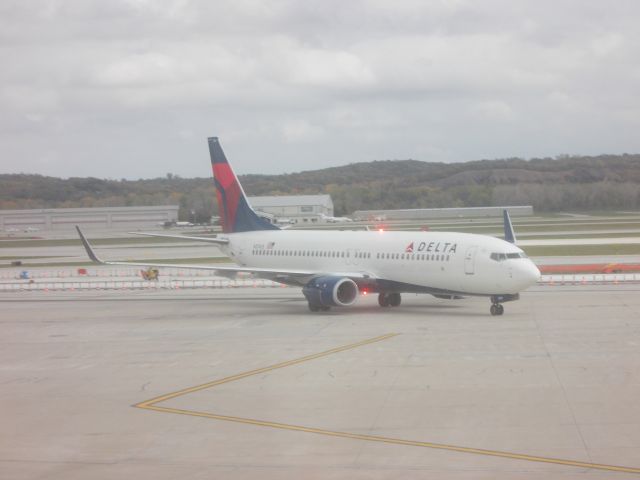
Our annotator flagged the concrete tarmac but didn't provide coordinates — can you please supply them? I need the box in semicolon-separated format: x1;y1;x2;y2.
2;286;640;479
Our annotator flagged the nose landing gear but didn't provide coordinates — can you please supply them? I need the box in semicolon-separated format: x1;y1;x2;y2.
490;303;504;316
378;292;401;307
489;294;518;316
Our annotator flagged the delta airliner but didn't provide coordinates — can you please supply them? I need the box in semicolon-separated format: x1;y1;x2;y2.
77;137;540;315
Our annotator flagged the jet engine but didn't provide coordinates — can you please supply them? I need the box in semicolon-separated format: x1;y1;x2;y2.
302;276;359;308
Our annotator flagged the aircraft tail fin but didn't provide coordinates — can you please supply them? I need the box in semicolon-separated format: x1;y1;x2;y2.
503;209;517;244
208;137;280;233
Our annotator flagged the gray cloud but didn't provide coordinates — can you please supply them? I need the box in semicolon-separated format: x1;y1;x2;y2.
1;0;639;178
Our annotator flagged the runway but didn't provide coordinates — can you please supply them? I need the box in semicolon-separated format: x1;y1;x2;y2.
2;286;640;479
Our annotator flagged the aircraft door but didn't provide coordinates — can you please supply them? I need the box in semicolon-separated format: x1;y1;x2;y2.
464;246;477;275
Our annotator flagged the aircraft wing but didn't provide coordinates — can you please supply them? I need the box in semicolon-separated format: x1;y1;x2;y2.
76;226;374;286
126;231;229;244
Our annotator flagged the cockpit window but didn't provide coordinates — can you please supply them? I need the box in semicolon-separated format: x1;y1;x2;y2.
491;252;528;261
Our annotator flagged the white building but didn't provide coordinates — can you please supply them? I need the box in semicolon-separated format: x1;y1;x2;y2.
248;195;334;224
0;206;179;232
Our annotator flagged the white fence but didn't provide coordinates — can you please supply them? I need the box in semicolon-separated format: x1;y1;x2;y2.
1;273;640;293
0;267;232;280
0;278;286;292
538;274;640;285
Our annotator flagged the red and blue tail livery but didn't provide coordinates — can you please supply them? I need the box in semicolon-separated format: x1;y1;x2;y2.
208;137;279;234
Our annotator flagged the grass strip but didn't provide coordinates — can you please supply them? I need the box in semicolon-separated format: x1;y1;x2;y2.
523;244;640;256
0;235;218;248
0;256;230;269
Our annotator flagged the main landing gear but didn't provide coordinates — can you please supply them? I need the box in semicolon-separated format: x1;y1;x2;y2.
308;303;331;312
378;292;401;307
490;303;504;316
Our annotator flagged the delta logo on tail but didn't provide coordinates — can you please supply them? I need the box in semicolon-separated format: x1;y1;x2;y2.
212;165;242;234
208;137;278;234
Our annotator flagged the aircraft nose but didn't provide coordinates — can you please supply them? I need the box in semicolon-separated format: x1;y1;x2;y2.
518;260;541;288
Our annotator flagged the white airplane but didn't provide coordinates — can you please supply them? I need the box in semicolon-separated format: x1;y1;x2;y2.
76;137;540;315
319;213;353;223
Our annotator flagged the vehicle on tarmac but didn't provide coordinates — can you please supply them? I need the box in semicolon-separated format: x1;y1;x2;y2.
140;267;159;281
77;137;540;315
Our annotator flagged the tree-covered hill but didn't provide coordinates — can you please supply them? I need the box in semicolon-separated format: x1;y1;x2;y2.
2;154;640;221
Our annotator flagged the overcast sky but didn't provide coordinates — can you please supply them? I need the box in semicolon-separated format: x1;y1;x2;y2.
1;0;639;179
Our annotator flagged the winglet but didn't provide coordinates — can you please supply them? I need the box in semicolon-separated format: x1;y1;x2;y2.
76;226;104;263
503;209;517;244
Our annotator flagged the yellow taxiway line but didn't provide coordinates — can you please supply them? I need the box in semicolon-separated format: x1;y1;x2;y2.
134;333;640;475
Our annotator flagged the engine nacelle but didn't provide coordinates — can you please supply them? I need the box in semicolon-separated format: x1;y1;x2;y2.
302;276;359;307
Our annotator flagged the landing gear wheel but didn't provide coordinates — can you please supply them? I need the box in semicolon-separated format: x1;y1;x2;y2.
388;292;401;307
308;303;330;312
490;304;504;316
378;293;390;307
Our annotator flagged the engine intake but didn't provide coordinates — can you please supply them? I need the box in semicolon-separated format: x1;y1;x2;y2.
302;276;359;307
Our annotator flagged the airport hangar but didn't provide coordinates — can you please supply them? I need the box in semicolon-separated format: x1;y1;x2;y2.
0;205;179;232
0;196;334;232
248;194;334;224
